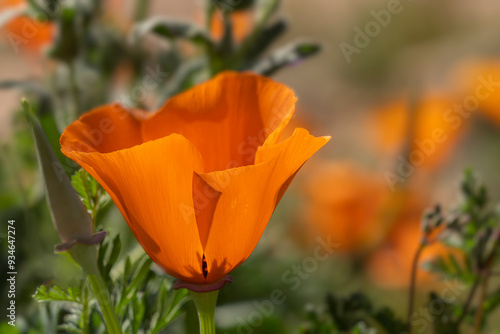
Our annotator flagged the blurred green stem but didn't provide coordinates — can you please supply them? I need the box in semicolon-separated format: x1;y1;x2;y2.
205;0;215;31
231;0;278;68
407;242;425;334
191;290;218;334
473;238;499;333
69;62;81;117
88;273;123;334
473;265;491;334
454;277;479;325
81;285;90;334
134;0;150;22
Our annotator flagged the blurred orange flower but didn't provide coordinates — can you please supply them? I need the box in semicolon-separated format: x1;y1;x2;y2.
301;162;390;254
453;60;500;127
61;71;329;290
370;95;465;170
366;218;459;288
1;0;54;53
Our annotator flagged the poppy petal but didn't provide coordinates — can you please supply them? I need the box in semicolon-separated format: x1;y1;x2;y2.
61;134;208;283
60;103;148;154
198;128;330;281
142;71;296;172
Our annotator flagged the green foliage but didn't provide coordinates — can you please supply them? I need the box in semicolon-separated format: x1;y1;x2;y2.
133;0;319;78
298;292;405;334
33;285;82;303
411;171;500;333
103;236;190;334
71;169;109;225
49;7;80;63
133;18;215;49
298;171;500;334
29;236;188;333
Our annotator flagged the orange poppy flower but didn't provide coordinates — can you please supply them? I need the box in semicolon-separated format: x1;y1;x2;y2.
370;95;465;170
453;59;500;126
60;71;329;290
1;0;54;53
301;162;390;254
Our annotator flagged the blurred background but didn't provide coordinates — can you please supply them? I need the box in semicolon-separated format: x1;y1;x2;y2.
2;0;500;333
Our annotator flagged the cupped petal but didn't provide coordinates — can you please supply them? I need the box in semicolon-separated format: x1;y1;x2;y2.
142;71;297;173
198;128;330;282
61;133;208;283
60;103;149;154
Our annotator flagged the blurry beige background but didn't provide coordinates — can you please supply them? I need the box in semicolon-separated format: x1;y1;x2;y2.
2;0;500;201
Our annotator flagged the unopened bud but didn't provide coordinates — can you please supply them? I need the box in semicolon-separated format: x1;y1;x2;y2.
22;99;105;258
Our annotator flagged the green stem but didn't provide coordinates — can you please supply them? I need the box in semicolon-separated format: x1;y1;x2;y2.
473;268;491;334
81;285;90;334
69;62;81;117
134;0;150;22
190;290;218;334
88;274;123;334
454;277;479;325
230;0;278;67
205;0;215;31
407;242;425;334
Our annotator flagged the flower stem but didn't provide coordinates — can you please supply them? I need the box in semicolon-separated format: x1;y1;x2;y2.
69;62;81;117
407;242;425;334
190;290;218;334
454;277;479;325
134;0;150;22
88;273;123;334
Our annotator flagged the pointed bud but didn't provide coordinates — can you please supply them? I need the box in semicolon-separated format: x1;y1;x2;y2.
22;99;106;255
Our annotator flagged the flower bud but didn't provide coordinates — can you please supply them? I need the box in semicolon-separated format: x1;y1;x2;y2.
22;99;106;255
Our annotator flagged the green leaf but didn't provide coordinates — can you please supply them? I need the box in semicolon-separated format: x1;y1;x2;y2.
245;19;287;60
255;0;280;25
98;234;122;282
133;17;215;49
249;41;321;76
71;168;108;223
33;285;82;303
151;287;190;333
71;170;92;210
213;0;255;12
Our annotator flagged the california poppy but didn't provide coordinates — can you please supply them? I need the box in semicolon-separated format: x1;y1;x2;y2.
301;162;390;254
60;71;329;290
453;59;500;127
1;0;54;53
369;95;465;170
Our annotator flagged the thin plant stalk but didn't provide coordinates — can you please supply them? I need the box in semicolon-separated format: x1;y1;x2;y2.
190;290;218;334
88;273;123;334
407;242;425;334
